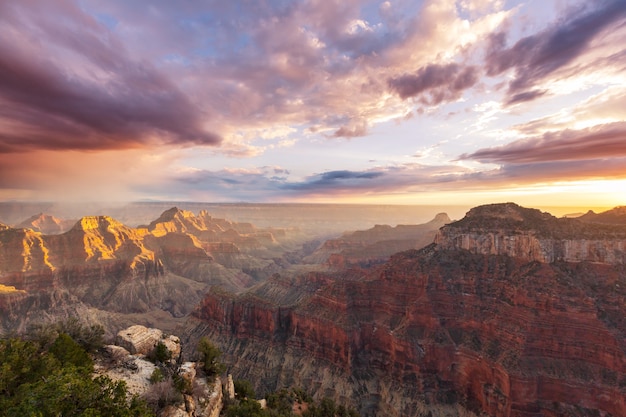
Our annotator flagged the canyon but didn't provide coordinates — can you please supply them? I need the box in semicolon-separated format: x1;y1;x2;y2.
1;202;625;416
185;203;626;416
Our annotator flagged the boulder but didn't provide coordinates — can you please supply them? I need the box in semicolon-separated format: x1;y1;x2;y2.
159;405;188;417
162;334;181;360
115;325;163;355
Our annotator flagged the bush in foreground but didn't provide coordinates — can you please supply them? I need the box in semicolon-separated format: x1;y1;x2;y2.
0;334;153;417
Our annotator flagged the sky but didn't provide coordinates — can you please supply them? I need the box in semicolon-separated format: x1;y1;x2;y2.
0;0;625;210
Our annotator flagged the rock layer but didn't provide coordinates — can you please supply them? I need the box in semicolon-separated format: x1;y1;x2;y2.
0;208;290;335
188;204;626;417
435;203;626;264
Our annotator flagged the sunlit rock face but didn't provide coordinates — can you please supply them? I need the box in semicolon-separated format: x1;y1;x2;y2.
435;203;626;264
0;216;154;276
189;204;626;417
0;208;280;335
46;215;156;268
0;227;54;274
144;207;280;252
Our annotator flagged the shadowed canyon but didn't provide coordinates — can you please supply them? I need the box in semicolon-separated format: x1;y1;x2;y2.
1;203;625;416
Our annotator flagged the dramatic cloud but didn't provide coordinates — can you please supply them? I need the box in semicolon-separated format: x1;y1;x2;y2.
0;0;624;206
486;0;626;102
165;158;626;203
388;63;479;104
0;1;220;153
506;90;548;105
461;122;626;164
0;0;515;155
164;163;487;202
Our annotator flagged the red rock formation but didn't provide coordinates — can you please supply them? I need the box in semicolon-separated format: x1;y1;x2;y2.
190;204;626;417
436;203;626;264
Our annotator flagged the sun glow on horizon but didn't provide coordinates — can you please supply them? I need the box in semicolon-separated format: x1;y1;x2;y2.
289;178;626;214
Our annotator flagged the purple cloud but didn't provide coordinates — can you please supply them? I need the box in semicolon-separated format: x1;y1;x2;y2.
460;122;626;164
0;2;220;153
486;0;626;102
388;63;479;103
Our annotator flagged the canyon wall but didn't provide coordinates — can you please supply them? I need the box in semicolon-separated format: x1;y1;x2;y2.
435;203;626;264
188;204;626;417
435;229;626;264
0;207;294;336
189;247;626;416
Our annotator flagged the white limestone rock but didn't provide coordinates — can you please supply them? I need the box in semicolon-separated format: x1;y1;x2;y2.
115;325;163;355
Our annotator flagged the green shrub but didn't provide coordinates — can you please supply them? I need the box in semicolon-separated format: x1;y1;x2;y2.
149;342;171;363
149;368;165;384
234;379;256;399
49;333;93;372
0;335;153;416
197;337;225;378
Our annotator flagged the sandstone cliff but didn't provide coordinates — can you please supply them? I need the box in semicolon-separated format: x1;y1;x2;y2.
144;207;282;254
435;203;626;264
0;208;281;336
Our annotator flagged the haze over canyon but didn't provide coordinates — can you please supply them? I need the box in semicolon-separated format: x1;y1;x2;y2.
1;1;625;415
1;201;625;416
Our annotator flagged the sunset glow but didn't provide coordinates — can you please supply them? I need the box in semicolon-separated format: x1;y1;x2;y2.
0;0;625;209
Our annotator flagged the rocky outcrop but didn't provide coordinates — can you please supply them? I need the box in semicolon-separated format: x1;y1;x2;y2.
98;325;225;417
115;325;163;355
115;324;180;359
435;203;626;264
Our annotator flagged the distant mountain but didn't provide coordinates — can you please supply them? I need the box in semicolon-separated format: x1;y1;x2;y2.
305;212;451;268
578;206;626;225
16;213;75;234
